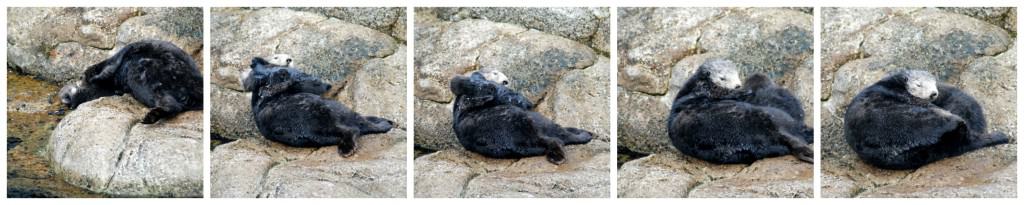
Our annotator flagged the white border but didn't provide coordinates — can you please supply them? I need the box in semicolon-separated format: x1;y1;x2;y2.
2;3;9;200
202;6;212;198
609;6;620;199
405;5;415;199
0;0;1021;7
0;0;1020;204
812;6;823;199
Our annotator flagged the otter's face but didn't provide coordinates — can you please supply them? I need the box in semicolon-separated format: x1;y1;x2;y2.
479;70;510;86
906;71;938;100
59;81;83;106
269;54;293;67
710;68;741;90
700;59;742;90
58;80;114;109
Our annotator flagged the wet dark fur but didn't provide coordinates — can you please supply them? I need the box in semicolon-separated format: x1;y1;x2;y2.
668;62;813;164
61;40;202;124
844;70;1008;169
450;72;593;164
244;58;393;156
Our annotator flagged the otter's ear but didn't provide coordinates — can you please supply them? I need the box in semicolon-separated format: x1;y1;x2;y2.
471;72;485;79
251;57;269;69
743;73;773;89
450;75;474;95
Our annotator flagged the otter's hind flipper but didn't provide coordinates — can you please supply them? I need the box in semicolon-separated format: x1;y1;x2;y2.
779;129;814;163
334;125;362;157
561;127;594;145
359;116;395;135
539;135;567;165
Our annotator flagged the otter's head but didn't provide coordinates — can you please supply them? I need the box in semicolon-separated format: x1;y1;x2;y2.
698;59;742;90
895;70;938;101
477;69;510;86
58;81;83;107
241;57;276;92
268;54;293;67
58;80;115;109
240;54;293;88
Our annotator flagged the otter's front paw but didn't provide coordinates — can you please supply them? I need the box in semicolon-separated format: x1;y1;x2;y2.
793;146;813;163
338;142;359;158
546;150;567;165
141;111;163;124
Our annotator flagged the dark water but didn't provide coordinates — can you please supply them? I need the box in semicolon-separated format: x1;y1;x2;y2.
617;146;650;168
6;70;107;198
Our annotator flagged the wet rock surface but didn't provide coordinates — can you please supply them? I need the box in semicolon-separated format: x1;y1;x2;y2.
7;7;204;197
616;8;813;198
209;7;407;198
413;8;610;198
49;96;203;197
822;7;1016;198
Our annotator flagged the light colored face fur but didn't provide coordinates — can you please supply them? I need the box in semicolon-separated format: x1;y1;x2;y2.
59;80;83;104
479;69;510;86
268;54;293;67
905;70;938;100
704;60;742;89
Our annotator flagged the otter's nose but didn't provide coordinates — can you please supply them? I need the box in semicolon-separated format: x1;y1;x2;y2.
286;59;292;64
502;80;509;85
734;85;741;89
930;93;937;99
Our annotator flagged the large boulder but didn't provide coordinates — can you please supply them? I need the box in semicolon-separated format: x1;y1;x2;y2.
821;8;1016;198
427;7;609;53
618;153;811;198
414;145;609;198
212;130;407;198
288;7;406;41
48;96;203;197
7;7;203;83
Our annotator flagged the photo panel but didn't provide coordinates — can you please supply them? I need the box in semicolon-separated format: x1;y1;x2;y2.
412;7;612;198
